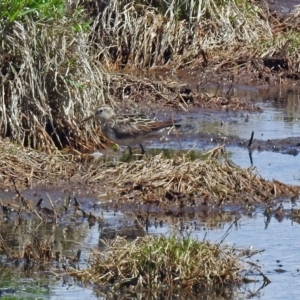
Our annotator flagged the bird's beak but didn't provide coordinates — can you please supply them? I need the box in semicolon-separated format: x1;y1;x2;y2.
81;114;94;123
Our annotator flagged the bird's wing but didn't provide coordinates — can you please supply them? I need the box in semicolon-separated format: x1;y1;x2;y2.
113;115;174;138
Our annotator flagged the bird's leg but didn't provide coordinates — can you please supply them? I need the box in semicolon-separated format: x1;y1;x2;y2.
128;146;133;156
122;146;133;162
124;145;144;162
139;143;145;155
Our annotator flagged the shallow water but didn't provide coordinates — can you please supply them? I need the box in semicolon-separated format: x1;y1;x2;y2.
2;209;299;299
267;0;300;13
0;210;131;300
1;90;300;300
150;85;300;186
148;206;300;300
2;86;300;298
148;85;300;299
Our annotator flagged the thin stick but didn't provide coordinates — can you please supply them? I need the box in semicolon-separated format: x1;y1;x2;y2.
248;131;254;148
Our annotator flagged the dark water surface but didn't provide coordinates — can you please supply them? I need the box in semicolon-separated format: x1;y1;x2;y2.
1;83;300;299
151;84;300;185
149;206;300;300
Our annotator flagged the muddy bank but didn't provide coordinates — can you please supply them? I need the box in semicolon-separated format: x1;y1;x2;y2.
186;132;300;156
0;142;298;224
1;0;300;153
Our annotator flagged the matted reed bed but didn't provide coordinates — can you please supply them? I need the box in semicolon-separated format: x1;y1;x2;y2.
68;233;265;290
89;0;273;68
0;138;78;187
0;139;297;203
1;1;300;152
88;0;300;77
0;141;292;291
84;146;297;205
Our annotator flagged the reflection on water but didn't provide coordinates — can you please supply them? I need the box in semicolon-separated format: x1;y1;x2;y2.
150;85;300;186
148;207;300;300
175;84;300;141
228;147;300;185
2;85;300;298
0;198;300;299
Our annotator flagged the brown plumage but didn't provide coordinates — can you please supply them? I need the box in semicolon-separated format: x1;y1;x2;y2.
82;106;180;153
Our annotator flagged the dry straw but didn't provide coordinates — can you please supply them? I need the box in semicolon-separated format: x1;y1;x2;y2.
0;3;109;151
0;139;297;202
1;1;300;152
84;146;296;205
68;233;265;290
91;0;272;68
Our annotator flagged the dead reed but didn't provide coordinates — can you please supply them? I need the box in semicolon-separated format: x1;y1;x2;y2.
0;2;111;151
90;0;300;76
69;233;265;290
1;1;300;152
0;138;79;187
89;0;272;69
84;146;296;205
0;138;297;204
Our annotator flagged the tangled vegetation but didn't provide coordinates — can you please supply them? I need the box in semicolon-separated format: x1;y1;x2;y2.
69;233;265;290
0;0;110;151
84;146;297;206
0;0;299;151
89;0;272;68
1;1;299;296
0;138;296;207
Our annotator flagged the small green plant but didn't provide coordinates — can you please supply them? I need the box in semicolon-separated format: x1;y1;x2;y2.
0;0;65;23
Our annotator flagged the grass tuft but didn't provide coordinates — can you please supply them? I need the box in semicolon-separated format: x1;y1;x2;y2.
84;146;297;205
90;0;272;69
69;233;263;290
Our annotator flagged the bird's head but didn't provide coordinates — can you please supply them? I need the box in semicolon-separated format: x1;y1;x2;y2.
94;106;115;121
81;106;115;123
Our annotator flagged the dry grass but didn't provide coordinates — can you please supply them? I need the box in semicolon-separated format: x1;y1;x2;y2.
1;1;300;152
84;146;297;205
68;233;265;290
0;139;297;204
0;6;111;151
89;0;272;69
0;138;78;187
104;74;263;112
1;5;251;152
90;0;300;76
0;141;294;291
